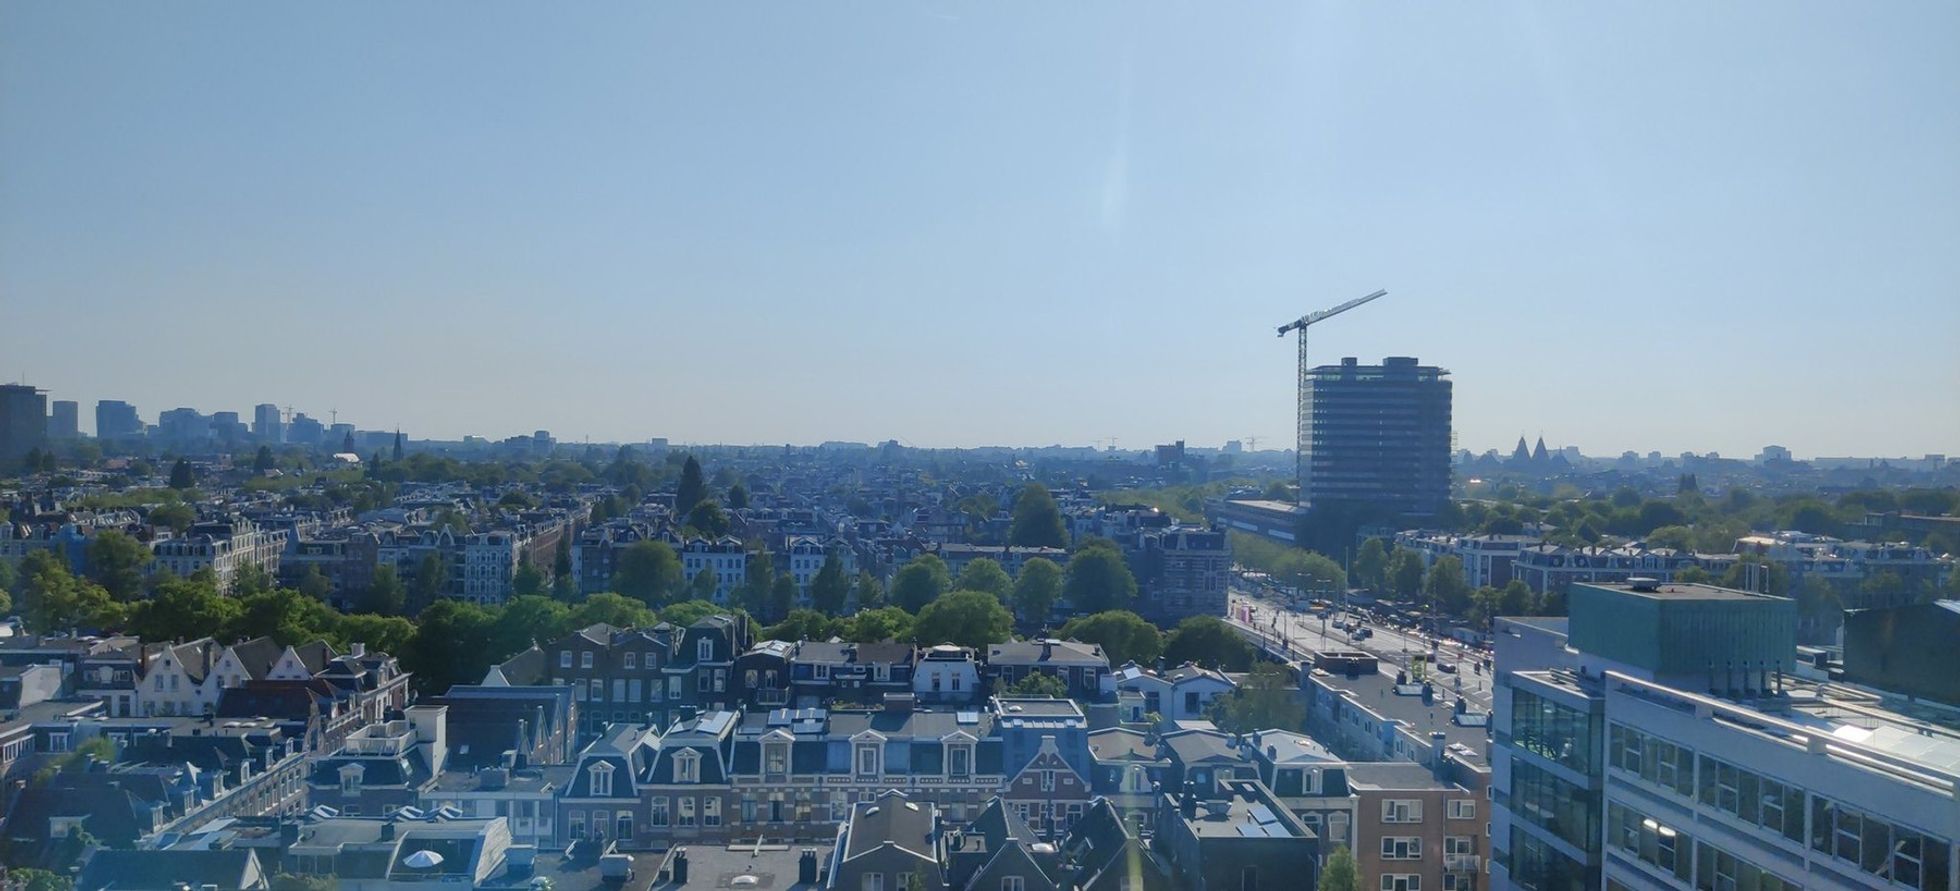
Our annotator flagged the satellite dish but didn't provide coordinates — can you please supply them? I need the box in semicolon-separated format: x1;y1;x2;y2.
403;850;445;869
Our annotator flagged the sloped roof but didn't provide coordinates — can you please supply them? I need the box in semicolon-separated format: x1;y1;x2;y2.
76;849;261;891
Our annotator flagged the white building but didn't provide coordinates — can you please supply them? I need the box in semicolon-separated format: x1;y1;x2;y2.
681;537;748;604
1113;662;1237;722
150;518;287;594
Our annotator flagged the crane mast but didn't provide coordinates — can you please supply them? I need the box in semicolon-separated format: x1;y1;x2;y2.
1275;289;1388;503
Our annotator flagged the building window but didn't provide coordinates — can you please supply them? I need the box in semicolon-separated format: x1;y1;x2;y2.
698;638;714;662
616;811;634;839
624;652;636;669
1383;799;1422;823
678;797;696;827
766;744;788;775
705;797;722;827
558;650;571;669
1382;837;1422;860
1448;800;1476;820
950;746;970;778
674;750;700;783
582;652;594;669
589;762;615;797
569;810;586;839
650;797;669;826
1380;875;1419;891
861;875;883;891
856;745;879;777
589;679;604;701
1002;878;1025;891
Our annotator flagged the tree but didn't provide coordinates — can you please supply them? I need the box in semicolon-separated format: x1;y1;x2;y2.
809;552;850;615
225;585;339;644
727;483;749;510
891;554;951;613
739;550;777;618
1007;672;1069;698
675;455;708;517
1388;550;1425;599
844;606;915;643
768;573;796;623
1321;846;1360;891
1012;557;1063;625
334;613;416;657
687;501;731;538
499;491;538;511
512;560;548;598
854;570;886;609
1645;525;1697;552
270;874;338;891
1498;579;1533;616
1798;576;1844;637
690;567;719;601
554;535;573;578
253;446;276;474
1353;538;1388;592
168;458;197;489
1424;555;1472;616
150;501;195;534
614;541;684;607
131;574;243;642
359;565;407;615
1861;570;1906;606
232;561;275;596
1675;565;1713;584
411;553;449;610
298;565;334;600
401;599;499;694
766;609;845;643
86;529;152;601
14;551;125;632
12;870;74;891
1210;663;1304;733
1162;615;1255;671
913;590;1014;649
1064;542;1137;614
1056;611;1163;667
657;598;724;628
492;596;572;656
1008;483;1069;548
956;558;1013;603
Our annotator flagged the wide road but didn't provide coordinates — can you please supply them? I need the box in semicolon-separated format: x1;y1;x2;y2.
1225;588;1496;710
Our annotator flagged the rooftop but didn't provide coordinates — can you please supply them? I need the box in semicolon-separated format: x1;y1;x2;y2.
1172;779;1314;840
1585;580;1762;602
647;841;830;891
1309;665;1488;769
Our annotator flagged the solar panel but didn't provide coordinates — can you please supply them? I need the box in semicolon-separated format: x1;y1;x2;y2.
956;711;979;725
1247;804;1281;826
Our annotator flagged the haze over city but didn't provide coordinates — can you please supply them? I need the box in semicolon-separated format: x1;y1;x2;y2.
3;2;1956;456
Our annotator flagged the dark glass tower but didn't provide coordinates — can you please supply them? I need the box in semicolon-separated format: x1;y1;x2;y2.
1298;356;1452;518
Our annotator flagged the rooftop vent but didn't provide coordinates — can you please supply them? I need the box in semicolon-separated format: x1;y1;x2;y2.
1627;577;1661;592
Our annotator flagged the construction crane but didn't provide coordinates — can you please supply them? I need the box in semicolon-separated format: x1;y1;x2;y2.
1276;289;1387;493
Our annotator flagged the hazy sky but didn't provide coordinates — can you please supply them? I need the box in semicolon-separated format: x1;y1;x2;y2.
3;3;1956;457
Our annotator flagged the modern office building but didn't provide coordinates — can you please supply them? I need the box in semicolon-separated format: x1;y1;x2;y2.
0;383;48;462
48;400;79;440
253;402;284;444
96;399;144;440
1298;356;1452;519
1489;579;1958;891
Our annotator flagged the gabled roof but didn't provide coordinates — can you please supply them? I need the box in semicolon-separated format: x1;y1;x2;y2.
225;636;284;679
842;790;937;862
76;848;262;891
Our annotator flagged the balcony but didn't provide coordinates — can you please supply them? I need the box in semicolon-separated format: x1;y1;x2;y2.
1445;854;1481;872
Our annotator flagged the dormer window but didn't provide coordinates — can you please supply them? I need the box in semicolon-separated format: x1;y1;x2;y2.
949;745;971;778
581;652;594;669
674;749;700;784
698;638;714;662
855;744;880;778
624;652;637;670
589;761;615;796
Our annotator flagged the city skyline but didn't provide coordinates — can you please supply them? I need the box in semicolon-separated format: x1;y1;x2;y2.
4;4;1957;457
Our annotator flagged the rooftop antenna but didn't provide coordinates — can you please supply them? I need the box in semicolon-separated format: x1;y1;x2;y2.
1276;289;1388;497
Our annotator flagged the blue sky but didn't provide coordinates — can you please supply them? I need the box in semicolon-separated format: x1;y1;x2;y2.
3;2;1955;457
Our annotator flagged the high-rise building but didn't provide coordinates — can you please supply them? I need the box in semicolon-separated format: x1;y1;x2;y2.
95;400;144;440
253;403;283;444
0;384;48;461
1485;579;1960;891
157;407;211;446
286;413;324;447
48;400;79;440
1298;356;1452;518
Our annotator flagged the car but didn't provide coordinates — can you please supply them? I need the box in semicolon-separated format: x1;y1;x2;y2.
1436;661;1457;673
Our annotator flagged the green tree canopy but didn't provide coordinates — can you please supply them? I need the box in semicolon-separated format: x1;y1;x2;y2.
727;483;749;510
359;564;407;616
1424;555;1472;616
1056;610;1164;667
131;574;243;642
1388;549;1425;599
168;458;197;489
253;446;276;474
809;552;850;615
410;553;449;610
512;560;548;598
1162;615;1255;671
675;455;708;517
1210;663;1304;734
913;590;1014;649
614;540;684;607
1006;672;1069;698
1009;483;1069;548
1321;846;1360;891
955;558;1013;603
401;599;500;694
1012;557;1063;626
1353;538;1388;592
855;570;886;610
892;554;951;613
767;573;796;623
1064;541;1137;614
86;529;152;601
766;609;846;643
15;551;125;633
687;500;731;538
844;606;916;643
150;501;195;535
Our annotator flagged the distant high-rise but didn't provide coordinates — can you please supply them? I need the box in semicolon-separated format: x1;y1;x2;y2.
1298;356;1452;518
253;403;284;444
286;413;324;447
0;384;49;461
48;400;80;440
96;400;144;440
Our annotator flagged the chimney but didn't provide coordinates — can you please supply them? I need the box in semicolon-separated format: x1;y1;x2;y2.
350;642;366;658
380;820;396;841
798;849;818;885
1042;640;1054;660
672;847;689;885
1179;781;1197;819
883;693;915;715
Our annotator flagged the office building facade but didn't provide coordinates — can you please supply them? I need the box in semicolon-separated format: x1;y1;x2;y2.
0;384;48;462
96;399;144;440
48;400;79;440
1299;356;1452;519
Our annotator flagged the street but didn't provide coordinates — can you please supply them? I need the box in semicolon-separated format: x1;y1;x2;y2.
1225;589;1496;710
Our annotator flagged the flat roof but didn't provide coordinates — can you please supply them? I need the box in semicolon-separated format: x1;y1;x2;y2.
1310;667;1488;768
1582;581;1764;602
